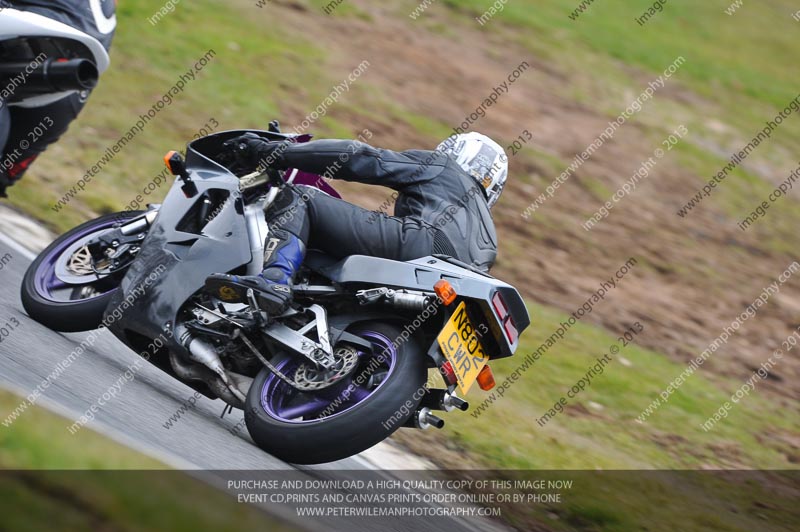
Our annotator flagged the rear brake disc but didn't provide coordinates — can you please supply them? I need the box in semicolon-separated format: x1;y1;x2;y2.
292;345;359;391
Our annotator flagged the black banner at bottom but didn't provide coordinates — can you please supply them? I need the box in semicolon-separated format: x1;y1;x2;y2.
0;469;797;532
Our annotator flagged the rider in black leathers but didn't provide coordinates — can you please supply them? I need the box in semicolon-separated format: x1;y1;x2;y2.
205;132;509;315
0;0;115;196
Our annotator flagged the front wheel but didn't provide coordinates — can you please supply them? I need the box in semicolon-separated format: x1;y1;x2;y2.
244;321;427;464
21;211;145;332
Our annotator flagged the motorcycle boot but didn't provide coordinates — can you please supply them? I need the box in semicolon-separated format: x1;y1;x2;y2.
205;228;305;315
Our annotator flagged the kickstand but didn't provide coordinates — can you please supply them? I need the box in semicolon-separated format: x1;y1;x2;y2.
220;404;234;419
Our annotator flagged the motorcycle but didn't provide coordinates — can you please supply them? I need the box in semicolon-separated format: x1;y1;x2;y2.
0;8;104;108
7;8;531;466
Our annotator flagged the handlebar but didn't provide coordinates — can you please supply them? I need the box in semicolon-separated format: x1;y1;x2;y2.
239;167;285;192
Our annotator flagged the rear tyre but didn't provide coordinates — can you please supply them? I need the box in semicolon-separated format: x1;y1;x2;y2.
245;321;426;464
21;211;144;332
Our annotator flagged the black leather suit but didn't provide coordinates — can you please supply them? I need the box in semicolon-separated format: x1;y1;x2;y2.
268;140;498;272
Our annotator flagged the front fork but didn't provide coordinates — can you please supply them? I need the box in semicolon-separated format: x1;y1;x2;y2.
118;208;160;236
244;200;270;276
85;207;161;272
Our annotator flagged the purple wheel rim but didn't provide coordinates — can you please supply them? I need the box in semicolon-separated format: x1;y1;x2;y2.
261;330;397;423
34;217;128;303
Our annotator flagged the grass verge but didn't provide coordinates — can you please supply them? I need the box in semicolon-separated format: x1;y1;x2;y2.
0;388;298;532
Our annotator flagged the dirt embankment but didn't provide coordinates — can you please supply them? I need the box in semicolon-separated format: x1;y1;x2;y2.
250;1;800;401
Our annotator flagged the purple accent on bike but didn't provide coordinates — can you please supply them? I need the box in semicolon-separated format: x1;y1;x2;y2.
35;218;120;302
261;330;396;423
290;170;342;199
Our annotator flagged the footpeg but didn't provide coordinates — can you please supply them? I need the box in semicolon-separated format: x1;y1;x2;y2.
246;288;268;326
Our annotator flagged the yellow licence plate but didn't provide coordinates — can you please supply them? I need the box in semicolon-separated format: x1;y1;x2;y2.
437;302;489;394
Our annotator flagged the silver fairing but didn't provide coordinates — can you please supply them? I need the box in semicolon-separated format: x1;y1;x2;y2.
309;254;531;357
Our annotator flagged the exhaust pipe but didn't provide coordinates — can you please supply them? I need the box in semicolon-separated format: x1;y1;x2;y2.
404;407;445;430
0;58;98;97
168;351;247;409
421;389;469;412
174;324;248;406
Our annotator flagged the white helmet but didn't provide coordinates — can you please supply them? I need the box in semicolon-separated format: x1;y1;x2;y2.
437;132;508;207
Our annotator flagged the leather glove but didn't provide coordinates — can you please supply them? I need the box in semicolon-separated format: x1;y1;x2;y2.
223;133;287;171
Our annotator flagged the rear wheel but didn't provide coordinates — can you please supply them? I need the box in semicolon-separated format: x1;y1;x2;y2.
21;211;144;332
245;321;426;464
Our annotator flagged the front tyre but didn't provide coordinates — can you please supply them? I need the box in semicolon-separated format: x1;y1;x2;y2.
21;211;144;332
245;321;426;464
